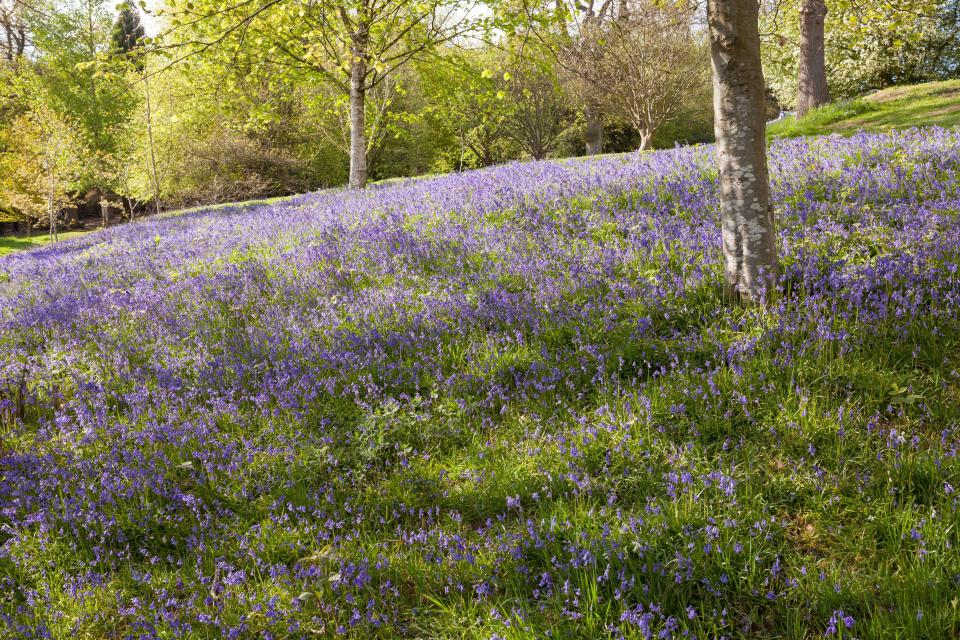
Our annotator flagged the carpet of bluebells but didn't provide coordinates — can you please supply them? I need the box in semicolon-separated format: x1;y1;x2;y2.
2;128;960;639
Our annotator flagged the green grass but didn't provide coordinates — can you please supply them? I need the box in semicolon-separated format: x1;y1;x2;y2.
769;79;960;139
0;231;85;258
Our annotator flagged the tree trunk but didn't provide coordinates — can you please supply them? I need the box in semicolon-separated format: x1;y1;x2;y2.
4;18;13;62
101;195;109;228
707;0;778;303
638;129;652;151
143;74;162;216
47;161;57;242
796;0;829;118
584;104;603;155
348;56;368;190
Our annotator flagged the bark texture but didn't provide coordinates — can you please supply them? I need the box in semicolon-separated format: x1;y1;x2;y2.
584;104;604;155
637;129;651;152
46;160;57;242
796;0;829;118
707;0;778;303
349;56;369;190
144;75;162;216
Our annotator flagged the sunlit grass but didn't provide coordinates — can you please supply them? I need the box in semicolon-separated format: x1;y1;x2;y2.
768;79;960;139
0;231;86;258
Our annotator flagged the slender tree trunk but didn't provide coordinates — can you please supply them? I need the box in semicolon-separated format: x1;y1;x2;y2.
143;74;162;216
100;194;109;228
707;0;778;303
348;56;368;189
4;19;13;62
584;103;603;155
46;160;57;242
796;0;829;118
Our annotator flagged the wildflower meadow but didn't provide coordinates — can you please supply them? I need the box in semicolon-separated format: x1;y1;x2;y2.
2;129;960;638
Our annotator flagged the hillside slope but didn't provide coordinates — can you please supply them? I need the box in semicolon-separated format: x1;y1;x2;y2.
768;79;960;139
2;130;960;638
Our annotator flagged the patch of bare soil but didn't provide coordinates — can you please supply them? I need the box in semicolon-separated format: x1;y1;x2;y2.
926;103;960;117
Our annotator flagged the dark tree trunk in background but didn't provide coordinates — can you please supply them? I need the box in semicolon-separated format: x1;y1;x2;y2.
348;55;369;189
707;0;778;303
584;103;603;155
797;0;829;117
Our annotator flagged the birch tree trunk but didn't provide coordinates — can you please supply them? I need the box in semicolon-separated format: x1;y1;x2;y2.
638;129;652;151
144;74;162;216
584;103;603;155
348;54;369;189
796;0;829;118
707;0;778;303
46;159;57;242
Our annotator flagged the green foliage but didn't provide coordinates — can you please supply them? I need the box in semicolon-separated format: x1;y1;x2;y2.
761;0;959;108
417;48;518;171
0;69;80;227
111;2;145;68
27;0;139;196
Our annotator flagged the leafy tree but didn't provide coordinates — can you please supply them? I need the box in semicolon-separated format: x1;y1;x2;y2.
136;46;347;206
30;0;138;225
501;54;573;160
110;3;162;216
0;71;78;238
160;0;481;188
762;0;948;109
587;1;707;151
112;1;146;61
418;49;514;170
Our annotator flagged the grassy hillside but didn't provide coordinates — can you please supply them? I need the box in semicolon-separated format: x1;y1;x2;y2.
768;79;960;139
2;130;960;639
